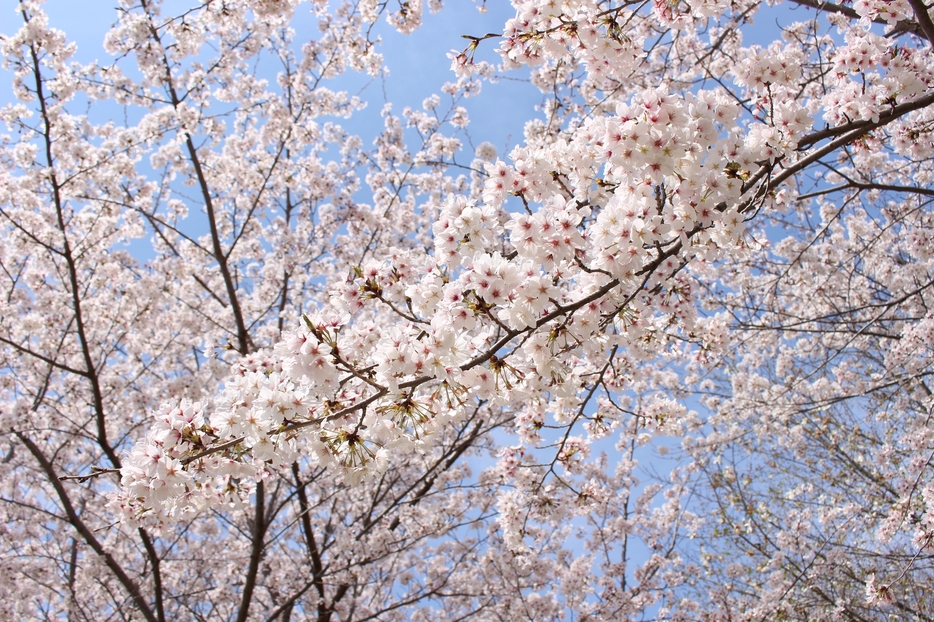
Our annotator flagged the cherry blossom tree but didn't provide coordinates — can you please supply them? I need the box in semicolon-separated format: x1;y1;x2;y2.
680;181;934;620
1;0;933;619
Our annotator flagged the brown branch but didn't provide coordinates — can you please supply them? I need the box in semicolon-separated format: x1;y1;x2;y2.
787;0;928;39
27;22;122;472
906;0;934;44
236;479;267;622
58;467;122;482
14;431;158;622
0;334;90;377
140;0;253;355
796;181;934;200
138;529;166;622
291;463;329;620
797;91;934;150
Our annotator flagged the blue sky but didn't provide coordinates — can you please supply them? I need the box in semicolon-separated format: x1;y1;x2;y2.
0;0;541;158
369;1;541;153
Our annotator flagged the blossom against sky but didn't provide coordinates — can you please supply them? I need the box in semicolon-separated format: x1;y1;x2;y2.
0;0;542;158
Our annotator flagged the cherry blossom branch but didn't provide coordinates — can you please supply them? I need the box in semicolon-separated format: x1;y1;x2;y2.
290;462;328;618
14;431;158;622
58;467;122;483
788;0;929;40
796;181;934;199
797;91;934;150
0;334;91;378
906;0;934;44
139;0;253;355
235;479;266;622
25;14;123;472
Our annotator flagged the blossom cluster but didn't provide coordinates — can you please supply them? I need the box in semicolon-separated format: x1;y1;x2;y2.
6;0;934;617
120;77;781;522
